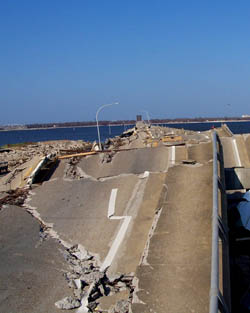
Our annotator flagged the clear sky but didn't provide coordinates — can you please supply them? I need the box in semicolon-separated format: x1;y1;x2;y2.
1;1;250;124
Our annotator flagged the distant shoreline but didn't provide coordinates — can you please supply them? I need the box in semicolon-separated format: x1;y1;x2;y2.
0;124;135;132
1;118;250;132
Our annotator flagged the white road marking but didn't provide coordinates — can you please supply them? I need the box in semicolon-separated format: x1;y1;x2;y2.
78;181;147;312
170;146;176;163
232;138;242;167
139;170;149;179
108;188;118;218
100;188;131;272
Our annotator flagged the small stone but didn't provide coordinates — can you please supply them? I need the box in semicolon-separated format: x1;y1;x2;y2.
70;244;92;261
87;301;98;311
116;281;127;290
55;296;81;310
73;288;84;299
107;273;123;285
81;271;104;284
74;278;82;289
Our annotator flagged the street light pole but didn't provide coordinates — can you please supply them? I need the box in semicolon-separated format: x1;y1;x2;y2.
96;102;119;150
141;110;151;124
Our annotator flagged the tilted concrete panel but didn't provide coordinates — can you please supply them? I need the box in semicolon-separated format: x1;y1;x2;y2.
225;168;250;190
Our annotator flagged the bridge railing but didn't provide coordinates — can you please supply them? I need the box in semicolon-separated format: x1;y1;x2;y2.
210;131;231;313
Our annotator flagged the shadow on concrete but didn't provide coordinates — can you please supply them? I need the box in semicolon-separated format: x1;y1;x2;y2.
227;192;250;313
225;168;244;190
33;159;60;184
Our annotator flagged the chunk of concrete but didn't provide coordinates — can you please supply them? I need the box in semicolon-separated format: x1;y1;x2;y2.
55;296;81;309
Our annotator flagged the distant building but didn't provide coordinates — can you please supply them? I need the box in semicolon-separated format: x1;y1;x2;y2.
242;115;250;118
136;115;142;121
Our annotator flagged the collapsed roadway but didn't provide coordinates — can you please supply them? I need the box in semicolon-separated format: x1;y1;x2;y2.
1;122;249;313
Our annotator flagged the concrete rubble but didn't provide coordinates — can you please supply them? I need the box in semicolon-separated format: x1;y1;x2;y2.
58;242;134;312
0;140;91;171
0;123;212;187
0;186;135;312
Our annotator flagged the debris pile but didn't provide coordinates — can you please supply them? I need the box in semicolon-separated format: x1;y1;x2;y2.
103;122;211;151
101;151;116;164
0;140;91;171
0;187;29;209
64;158;82;180
55;244;134;312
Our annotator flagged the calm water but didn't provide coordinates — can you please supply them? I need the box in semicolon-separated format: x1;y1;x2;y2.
0;125;134;147
1;121;250;147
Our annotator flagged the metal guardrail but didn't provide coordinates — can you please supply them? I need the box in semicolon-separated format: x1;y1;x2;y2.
210;131;230;313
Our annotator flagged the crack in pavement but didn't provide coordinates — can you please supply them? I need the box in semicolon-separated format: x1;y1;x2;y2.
23;180;143;312
77;172;149;312
139;207;163;267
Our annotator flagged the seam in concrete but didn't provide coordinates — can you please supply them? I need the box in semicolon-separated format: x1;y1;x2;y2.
24;199;72;249
77;186;137;313
24;192;103;313
24;193;101;264
132;276;145;305
123;175;149;218
77;177;149;312
42;178;58;185
99;173;136;182
77;167;98;181
139;207;163;267
64;169;171;183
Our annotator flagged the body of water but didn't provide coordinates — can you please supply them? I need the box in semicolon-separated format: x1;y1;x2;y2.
1;121;250;147
0;125;134;147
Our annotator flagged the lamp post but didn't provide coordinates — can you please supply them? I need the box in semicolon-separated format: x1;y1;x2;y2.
96;102;119;150
141;110;151;124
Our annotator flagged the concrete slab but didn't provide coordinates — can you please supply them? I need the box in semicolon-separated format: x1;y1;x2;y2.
0;156;41;192
221;137;240;168
235;135;250;168
108;172;167;275
243;134;250;162
77;146;170;178
187;141;213;163
27;171;141;262
132;163;213;313
0;205;71;313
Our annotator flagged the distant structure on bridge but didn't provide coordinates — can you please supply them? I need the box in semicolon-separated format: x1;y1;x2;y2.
136;115;142;121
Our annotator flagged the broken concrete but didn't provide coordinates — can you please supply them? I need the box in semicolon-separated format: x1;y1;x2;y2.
1;123;232;313
0;205;72;313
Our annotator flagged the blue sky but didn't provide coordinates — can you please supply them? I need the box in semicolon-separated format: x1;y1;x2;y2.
1;1;250;124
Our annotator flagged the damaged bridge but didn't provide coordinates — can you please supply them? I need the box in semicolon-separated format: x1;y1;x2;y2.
0;123;240;313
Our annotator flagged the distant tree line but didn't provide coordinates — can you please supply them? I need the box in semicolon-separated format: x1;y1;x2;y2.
25;120;136;129
24;116;250;129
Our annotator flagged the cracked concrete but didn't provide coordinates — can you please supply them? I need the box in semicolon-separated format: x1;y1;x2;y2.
140;207;163;266
0;124;221;313
0;205;72;313
76;146;170;179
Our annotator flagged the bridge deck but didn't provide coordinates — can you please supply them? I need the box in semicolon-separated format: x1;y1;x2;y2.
132;156;213;313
